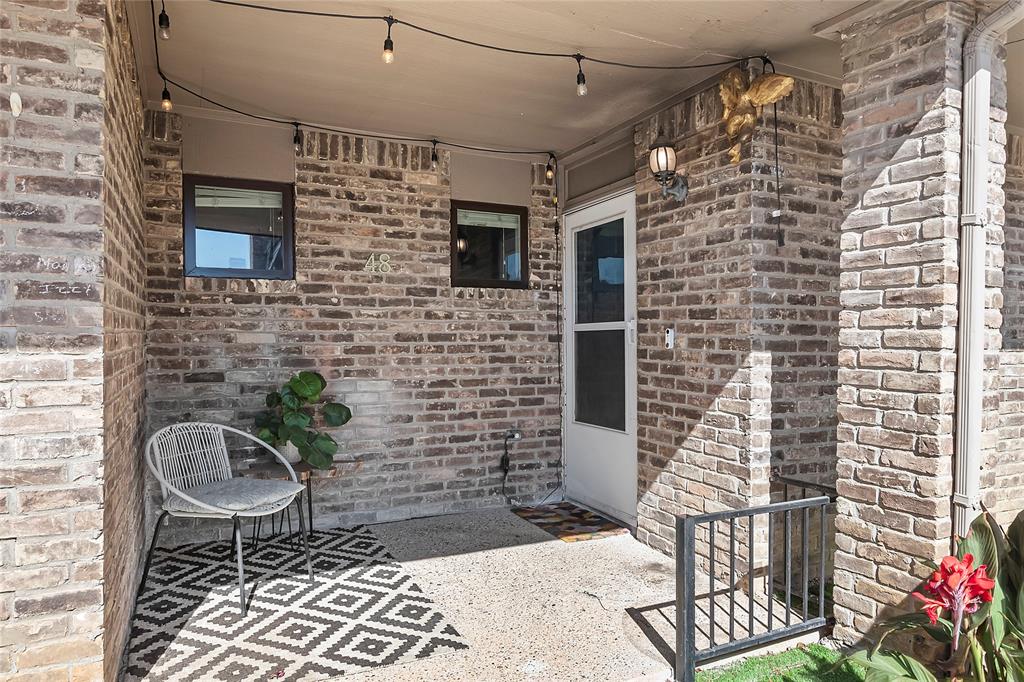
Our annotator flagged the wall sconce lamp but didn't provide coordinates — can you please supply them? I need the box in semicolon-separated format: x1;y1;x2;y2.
648;130;687;202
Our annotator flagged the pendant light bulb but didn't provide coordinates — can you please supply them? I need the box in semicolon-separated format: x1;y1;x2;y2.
574;54;587;97
160;82;173;111
382;17;395;64
576;73;588;97
545;154;556;181
430;140;439;171
293;124;302;153
158;4;171;40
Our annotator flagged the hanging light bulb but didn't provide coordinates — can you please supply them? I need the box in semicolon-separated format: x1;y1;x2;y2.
382;17;395;64
160;80;173;111
430;140;439;171
158;1;171;40
574;54;587;97
545;154;556;181
293;123;302;153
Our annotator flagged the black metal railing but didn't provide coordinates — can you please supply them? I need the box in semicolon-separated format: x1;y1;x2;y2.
772;472;838;503
674;495;832;682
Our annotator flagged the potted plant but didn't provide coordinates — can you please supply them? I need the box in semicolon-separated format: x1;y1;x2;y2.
254;371;352;469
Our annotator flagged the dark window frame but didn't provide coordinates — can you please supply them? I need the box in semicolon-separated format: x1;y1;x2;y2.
449;199;529;289
183;173;296;280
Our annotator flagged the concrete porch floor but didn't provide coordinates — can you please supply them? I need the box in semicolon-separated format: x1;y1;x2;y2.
348;508;677;682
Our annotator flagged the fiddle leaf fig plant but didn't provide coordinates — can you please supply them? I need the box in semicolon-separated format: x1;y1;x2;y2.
254;371;352;470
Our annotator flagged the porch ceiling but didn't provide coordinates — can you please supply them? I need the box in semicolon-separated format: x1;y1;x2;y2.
126;0;860;154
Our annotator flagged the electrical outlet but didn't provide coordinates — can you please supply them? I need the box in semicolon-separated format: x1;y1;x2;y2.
505;429;523;441
665;328;675;349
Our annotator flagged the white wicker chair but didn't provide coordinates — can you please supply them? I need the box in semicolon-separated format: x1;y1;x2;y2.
140;422;313;615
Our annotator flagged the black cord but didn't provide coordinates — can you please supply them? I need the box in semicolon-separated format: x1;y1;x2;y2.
501;435;512;503
538;169;564;507
763;57;785;247
149;0;555;158
204;0;763;70
152;0;768;161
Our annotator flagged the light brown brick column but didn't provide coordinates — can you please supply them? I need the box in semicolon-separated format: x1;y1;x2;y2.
834;0;995;645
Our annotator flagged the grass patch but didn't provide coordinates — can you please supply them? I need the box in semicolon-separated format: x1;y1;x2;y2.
696;643;864;682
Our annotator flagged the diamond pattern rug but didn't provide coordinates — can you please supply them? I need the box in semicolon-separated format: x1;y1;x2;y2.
125;526;468;681
512;502;630;542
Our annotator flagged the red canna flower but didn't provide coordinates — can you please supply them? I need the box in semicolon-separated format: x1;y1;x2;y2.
912;553;995;651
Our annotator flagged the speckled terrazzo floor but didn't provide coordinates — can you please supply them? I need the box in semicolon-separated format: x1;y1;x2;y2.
336;508;677;682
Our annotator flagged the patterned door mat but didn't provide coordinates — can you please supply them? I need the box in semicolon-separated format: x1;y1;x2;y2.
512;501;630;542
126;526;468;681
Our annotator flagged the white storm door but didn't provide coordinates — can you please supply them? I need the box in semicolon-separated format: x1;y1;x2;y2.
563;190;638;526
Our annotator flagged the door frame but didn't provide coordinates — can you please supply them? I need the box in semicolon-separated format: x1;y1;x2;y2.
561;188;638;526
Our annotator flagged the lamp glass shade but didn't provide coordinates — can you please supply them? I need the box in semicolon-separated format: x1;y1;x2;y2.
648;141;676;176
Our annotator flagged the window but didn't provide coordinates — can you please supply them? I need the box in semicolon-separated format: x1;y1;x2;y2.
450;200;528;288
183;175;295;279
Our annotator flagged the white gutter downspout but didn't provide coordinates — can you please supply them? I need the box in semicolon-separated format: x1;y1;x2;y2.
954;0;1024;537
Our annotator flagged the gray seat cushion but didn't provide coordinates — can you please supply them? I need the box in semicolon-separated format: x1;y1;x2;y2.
165;477;304;514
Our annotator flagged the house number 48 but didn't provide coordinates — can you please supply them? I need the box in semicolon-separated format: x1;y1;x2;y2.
364;253;394;273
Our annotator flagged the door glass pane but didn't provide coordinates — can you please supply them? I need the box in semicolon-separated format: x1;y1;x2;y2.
575;219;625;324
575;330;625;431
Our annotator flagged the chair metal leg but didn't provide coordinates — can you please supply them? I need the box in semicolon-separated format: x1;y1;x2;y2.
286;507;294;551
232;517;246;616
138;510;169;597
294;495;314;583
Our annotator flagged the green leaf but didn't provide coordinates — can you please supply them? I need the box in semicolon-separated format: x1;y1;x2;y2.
846;649;938;682
960;512;999;578
323;402;353;427
298;432;337;470
281;389;301;410
312;432;337;455
256;427;274;444
266;391;282;408
276;424;295;444
289;371;324;400
998;649;1024;682
1008;510;1024;559
877;613;954;646
313;372;327;392
285;426;311;447
283;410;311;428
989;580;1008;647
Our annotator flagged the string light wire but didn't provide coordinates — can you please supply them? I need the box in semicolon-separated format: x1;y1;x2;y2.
150;1;767;167
762;56;785;247
148;0;558;159
204;0;760;71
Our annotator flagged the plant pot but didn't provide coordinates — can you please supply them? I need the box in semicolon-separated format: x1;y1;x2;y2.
279;441;302;464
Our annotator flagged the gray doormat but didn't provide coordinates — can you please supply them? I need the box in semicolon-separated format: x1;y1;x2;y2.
125;526;468;681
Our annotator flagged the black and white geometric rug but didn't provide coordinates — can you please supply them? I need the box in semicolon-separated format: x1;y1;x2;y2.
125;526;469;681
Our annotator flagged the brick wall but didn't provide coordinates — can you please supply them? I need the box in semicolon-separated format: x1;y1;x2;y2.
143;115;562;542
0;0;109;677
633;74;842;560
995;134;1024;525
751;81;843;486
832;0;1004;647
1002;134;1024;349
995;351;1024;525
100;0;146;677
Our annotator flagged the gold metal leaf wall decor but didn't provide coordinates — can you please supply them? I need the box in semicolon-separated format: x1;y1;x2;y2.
719;66;795;164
